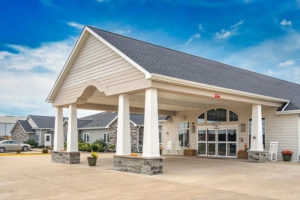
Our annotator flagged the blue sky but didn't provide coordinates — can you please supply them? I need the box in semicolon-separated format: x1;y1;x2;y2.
0;0;299;117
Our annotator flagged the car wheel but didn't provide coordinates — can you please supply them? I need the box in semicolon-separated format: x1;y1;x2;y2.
0;147;5;153
22;146;29;152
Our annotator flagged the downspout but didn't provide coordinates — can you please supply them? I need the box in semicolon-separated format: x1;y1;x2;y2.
136;126;140;153
281;101;290;111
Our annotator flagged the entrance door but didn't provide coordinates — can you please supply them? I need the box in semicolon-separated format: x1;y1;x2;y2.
197;126;237;157
44;134;51;147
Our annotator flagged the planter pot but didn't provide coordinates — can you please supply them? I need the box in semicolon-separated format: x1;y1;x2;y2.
282;154;292;161
87;157;97;166
184;149;196;156
237;151;248;159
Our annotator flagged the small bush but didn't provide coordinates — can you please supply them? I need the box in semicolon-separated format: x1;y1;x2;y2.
42;149;48;154
78;141;91;152
91;143;100;152
38;145;45;148
24;139;38;148
93;139;107;148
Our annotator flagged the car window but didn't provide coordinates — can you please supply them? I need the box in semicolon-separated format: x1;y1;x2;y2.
11;141;18;144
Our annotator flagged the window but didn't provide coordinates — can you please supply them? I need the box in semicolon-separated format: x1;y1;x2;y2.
197;113;205;123
248;118;265;148
83;133;90;143
207;108;227;122
179;122;189;147
34;135;39;142
159;125;162;144
198;108;238;123
229;111;238;121
104;133;109;143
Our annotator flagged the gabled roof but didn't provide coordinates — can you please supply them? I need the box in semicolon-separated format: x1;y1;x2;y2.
79;112;118;128
78;112;149;128
29;115;64;129
17;120;34;133
88;26;300;111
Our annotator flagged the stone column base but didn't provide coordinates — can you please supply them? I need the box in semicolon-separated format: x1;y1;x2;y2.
51;151;80;164
247;150;268;162
114;155;163;175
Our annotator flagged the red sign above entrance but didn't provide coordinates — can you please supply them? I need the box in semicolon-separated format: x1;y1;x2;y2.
214;94;221;99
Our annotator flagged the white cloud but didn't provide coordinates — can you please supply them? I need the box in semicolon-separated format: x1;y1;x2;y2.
216;29;231;39
198;24;205;32
231;20;244;29
0;39;76;116
0;39;75;72
279;60;295;67
185;34;201;45
114;29;132;35
280;19;292;26
67;21;85;30
222;31;300;84
215;20;243;39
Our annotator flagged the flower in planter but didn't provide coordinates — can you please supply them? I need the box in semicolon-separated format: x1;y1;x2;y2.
91;151;99;158
282;150;293;155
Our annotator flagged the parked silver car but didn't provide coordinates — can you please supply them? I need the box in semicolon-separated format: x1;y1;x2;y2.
0;140;31;153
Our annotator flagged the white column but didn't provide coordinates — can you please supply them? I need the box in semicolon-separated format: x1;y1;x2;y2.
250;104;264;151
116;94;131;155
142;88;160;157
54;107;64;151
67;104;78;152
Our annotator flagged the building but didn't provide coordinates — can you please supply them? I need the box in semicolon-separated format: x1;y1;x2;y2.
11;115;57;146
0;116;26;140
47;26;300;174
11;113;164;151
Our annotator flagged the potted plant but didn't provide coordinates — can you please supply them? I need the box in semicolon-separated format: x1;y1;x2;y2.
87;151;98;166
282;150;292;161
160;147;164;155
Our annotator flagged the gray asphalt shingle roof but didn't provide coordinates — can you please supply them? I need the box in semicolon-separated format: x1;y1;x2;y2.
18;120;34;133
88;26;300;111
79;112;165;128
29;115;55;129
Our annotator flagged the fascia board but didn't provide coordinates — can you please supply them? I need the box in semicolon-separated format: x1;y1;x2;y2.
150;73;289;104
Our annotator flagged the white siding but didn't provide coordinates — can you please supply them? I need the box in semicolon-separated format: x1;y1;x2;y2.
54;34;145;104
264;108;299;161
80;129;108;144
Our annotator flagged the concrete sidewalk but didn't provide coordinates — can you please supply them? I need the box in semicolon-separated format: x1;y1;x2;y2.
0;153;300;200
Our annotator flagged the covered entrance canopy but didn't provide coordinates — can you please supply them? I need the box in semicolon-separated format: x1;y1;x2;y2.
47;26;300;172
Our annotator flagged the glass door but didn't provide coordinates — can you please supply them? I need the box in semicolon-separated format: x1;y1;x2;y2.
197;126;237;157
197;130;206;155
207;129;216;156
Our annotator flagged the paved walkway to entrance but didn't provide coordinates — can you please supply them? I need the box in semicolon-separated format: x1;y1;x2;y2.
0;153;299;200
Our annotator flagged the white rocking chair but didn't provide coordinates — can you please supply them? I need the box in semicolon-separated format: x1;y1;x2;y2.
269;141;278;161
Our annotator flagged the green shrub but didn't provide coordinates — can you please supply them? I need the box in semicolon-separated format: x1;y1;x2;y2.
78;141;91;152
24;139;38;148
38;145;45;148
91;143;100;152
93;139;107;147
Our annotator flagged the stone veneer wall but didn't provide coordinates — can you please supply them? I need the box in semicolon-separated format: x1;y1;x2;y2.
51;151;80;164
248;150;269;162
114;155;163;175
109;120;141;152
11;123;27;142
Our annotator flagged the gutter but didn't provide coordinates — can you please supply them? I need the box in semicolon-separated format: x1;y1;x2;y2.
149;73;289;103
276;110;300;115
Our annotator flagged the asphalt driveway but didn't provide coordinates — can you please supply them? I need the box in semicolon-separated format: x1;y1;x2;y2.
0;153;299;200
